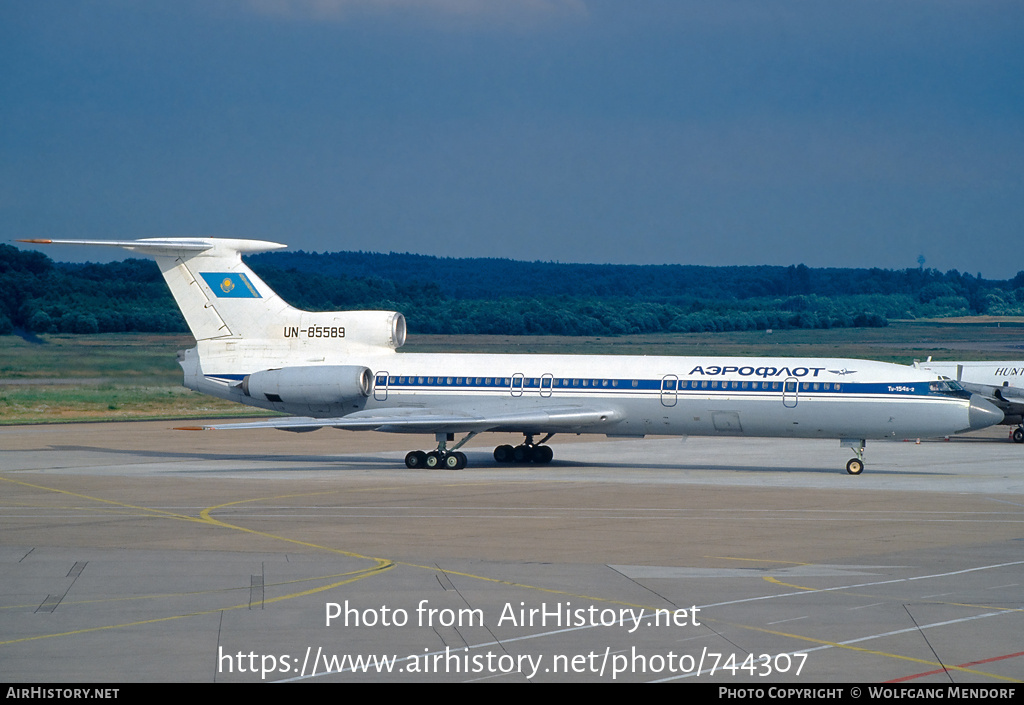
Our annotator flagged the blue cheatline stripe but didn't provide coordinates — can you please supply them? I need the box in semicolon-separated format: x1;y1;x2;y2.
206;371;962;401
362;375;957;399
199;272;262;298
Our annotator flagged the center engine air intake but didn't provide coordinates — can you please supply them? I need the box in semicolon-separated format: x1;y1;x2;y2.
242;365;373;405
341;311;406;350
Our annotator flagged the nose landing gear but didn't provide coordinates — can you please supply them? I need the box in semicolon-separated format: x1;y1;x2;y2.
841;439;866;475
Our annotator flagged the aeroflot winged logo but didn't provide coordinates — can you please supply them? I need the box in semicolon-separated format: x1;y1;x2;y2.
199;272;261;298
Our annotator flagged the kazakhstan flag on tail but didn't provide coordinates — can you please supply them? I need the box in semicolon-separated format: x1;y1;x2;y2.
199;272;262;298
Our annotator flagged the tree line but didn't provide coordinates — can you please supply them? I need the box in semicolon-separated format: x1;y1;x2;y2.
3;243;1024;337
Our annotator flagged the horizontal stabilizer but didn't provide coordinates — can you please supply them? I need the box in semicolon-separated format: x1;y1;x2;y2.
17;237;285;256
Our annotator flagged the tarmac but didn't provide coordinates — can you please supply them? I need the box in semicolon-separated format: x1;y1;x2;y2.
1;421;1022;683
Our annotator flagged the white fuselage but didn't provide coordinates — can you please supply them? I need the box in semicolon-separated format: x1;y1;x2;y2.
185;348;986;441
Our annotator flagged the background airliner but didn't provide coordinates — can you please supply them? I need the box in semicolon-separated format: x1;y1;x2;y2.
20;237;1003;474
914;358;1024;442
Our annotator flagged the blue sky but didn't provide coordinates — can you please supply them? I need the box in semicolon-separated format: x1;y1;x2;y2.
3;1;1022;277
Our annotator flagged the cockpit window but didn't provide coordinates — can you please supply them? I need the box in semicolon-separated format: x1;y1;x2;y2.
929;379;970;398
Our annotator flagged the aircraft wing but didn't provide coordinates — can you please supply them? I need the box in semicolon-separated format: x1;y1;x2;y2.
954;381;1024;414
178;405;623;434
994;386;1024;406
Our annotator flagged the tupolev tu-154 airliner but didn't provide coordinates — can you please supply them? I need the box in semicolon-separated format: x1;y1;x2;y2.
20;237;1003;474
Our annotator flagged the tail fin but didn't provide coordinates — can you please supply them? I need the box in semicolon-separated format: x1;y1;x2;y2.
18;238;406;355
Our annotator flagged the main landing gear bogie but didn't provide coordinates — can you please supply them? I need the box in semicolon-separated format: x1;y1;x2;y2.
493;443;554;465
406;432;556;470
404;449;469;470
403;429;472;470
494;433;555;465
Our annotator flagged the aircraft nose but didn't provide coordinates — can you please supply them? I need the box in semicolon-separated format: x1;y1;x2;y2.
968;394;1004;430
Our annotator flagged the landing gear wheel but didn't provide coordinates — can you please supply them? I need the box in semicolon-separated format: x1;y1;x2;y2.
846;458;864;475
425;451;442;469
405;450;427;469
494;445;514;463
444;452;467;470
513;444;534;463
533;445;554;464
1013;427;1024;444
